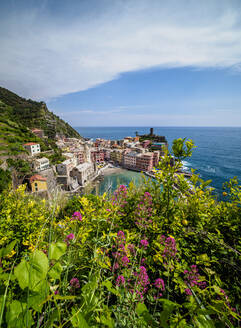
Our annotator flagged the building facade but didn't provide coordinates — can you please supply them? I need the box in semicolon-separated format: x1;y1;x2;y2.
29;174;47;192
23;143;41;156
34;157;50;172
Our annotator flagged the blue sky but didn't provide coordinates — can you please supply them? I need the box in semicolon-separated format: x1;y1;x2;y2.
0;0;241;126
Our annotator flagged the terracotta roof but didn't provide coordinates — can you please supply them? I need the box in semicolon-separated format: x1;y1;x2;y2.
31;128;43;132
23;142;38;146
29;174;47;183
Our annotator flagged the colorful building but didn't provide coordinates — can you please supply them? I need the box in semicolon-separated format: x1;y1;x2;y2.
34;157;50;172
23;143;41;156
31;128;44;138
29;174;47;192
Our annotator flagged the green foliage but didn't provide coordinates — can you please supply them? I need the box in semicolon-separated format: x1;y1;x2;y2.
0;86;82;139
7;158;31;177
0;168;11;193
0;139;240;327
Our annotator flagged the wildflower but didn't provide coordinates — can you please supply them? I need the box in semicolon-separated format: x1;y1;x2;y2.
116;275;125;286
135;266;150;298
71;211;82;221
65;233;75;240
70;277;80;289
127;244;136;255
184;265;206;289
6;250;16;258
106;209;111;212
154;278;165;291
54;290;59;295
185;288;192;296
113;262;119;270
163;236;177;258
117;230;125;239
140;239;149;249
64;233;75;245
121;256;130;267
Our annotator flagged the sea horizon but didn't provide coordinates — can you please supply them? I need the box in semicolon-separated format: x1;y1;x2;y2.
75;126;241;197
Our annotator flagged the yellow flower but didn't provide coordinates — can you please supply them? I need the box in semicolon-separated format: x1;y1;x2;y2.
28;244;35;252
22;240;29;246
7;250;16;258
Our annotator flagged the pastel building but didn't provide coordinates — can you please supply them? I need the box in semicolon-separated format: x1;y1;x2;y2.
56;159;74;176
23;143;41;156
70;162;95;187
34;157;50;172
136;152;153;172
91;150;105;163
123;152;137;169
29;174;47;192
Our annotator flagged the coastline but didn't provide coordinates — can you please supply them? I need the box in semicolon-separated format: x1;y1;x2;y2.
100;166;127;176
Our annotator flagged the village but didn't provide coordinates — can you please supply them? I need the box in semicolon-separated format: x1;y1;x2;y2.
21;128;170;196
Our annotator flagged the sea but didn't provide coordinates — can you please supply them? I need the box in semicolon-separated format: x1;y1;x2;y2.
75;127;241;198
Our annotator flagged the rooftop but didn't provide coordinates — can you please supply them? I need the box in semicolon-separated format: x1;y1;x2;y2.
23;142;39;146
29;174;47;183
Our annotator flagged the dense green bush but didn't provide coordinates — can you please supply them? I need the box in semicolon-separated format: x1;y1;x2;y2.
0;168;11;193
0;139;240;327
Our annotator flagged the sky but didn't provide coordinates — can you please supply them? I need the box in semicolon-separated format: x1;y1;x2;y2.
0;0;241;126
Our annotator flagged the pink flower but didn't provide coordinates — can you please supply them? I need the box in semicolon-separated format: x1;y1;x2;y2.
140;239;149;249
106;209;111;212
116;275;125;286
71;211;82;221
65;233;75;244
70;277;80;288
121;256;130;267
185;288;192;296
117;231;125;240
66;233;75;240
154;278;165;291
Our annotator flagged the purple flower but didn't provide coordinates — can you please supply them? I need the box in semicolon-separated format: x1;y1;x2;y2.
162;236;177;258
121;256;130;267
106;209;111;212
116;275;125;286
65;233;75;240
71;211;82;221
185;288;192;296
70;277;80;289
127;244;136;255
154;278;165;291
117;231;125;240
184;265;206;290
54;290;59;295
140;239;149;249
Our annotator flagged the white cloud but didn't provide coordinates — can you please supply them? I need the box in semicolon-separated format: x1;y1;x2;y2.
0;0;241;100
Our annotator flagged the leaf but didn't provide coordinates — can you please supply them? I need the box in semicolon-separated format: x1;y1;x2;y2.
71;308;90;328
5;300;34;328
159;299;180;328
0;240;16;258
195;315;215;328
14;260;29;290
27;280;49;312
14;250;48;291
102;280;120;296
48;262;63;279
136;302;148;316
49;242;67;260
136;303;158;327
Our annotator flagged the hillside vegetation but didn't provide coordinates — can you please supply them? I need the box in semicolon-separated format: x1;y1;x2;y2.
0;87;82;187
0;139;240;327
0;87;81;139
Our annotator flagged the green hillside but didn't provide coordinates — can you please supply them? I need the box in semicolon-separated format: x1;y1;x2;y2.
0;86;81;139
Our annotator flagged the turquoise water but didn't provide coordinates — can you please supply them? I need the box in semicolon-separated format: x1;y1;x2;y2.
76;126;241;196
91;169;144;195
